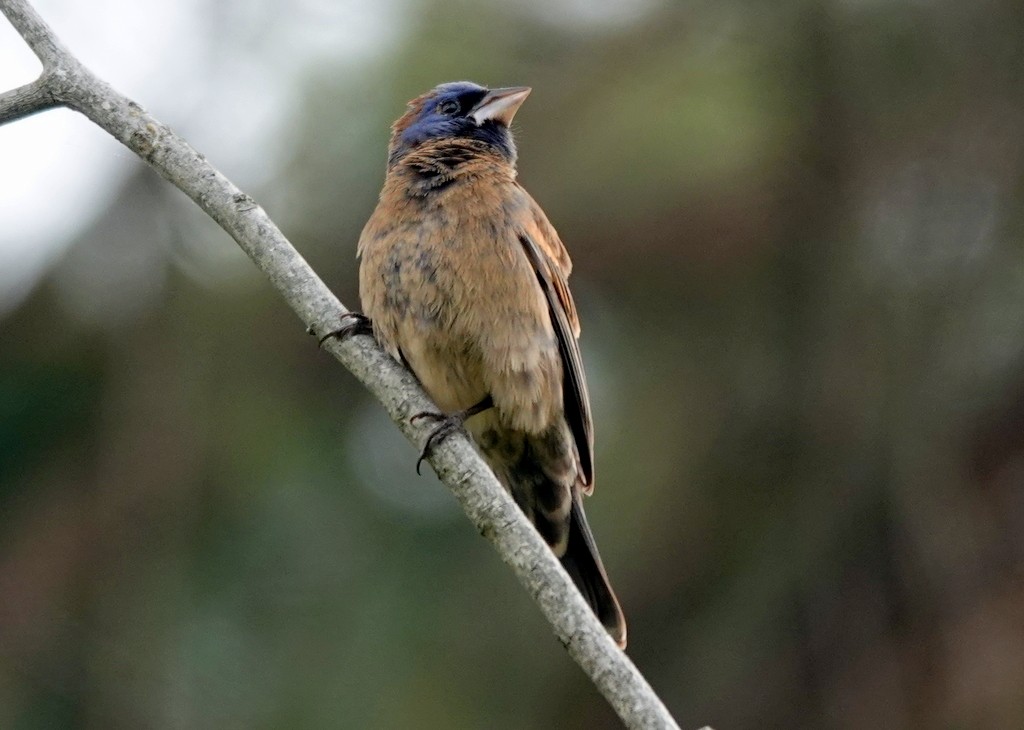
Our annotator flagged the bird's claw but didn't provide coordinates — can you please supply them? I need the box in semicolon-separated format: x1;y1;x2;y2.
317;312;372;347
410;397;493;474
410;410;464;475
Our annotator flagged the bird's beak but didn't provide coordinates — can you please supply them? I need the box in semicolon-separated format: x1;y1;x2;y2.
469;86;532;126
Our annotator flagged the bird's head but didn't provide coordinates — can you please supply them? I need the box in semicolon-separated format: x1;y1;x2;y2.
388;81;531;167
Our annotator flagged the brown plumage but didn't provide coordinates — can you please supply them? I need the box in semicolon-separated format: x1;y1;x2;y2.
356;82;625;647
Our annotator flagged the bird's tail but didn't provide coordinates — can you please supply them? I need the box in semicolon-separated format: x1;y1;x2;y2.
561;496;627;649
471;418;627;647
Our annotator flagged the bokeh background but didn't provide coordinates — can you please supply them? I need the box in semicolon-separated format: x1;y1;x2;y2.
3;0;1024;728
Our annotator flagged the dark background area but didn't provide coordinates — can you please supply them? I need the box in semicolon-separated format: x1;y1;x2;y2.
3;1;1024;728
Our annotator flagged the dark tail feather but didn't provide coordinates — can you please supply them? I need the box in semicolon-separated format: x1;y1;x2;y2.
560;497;627;648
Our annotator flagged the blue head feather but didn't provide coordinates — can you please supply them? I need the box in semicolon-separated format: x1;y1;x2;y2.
389;81;517;167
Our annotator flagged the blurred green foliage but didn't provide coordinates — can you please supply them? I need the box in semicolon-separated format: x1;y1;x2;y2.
3;0;1024;728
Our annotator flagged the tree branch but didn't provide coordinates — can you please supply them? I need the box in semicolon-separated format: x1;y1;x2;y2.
0;1;684;727
0;77;57;124
2;0;67;66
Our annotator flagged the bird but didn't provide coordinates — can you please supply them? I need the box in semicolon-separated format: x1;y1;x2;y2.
344;81;626;648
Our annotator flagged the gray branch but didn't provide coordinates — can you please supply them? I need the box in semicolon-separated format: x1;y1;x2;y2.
0;1;685;727
0;77;57;125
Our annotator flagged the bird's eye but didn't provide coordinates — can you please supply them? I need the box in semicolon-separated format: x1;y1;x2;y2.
437;100;460;116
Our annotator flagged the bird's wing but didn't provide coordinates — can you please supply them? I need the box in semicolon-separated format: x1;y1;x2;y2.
519;198;594;490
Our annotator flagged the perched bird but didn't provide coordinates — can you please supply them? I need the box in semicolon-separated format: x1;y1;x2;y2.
350;81;625;647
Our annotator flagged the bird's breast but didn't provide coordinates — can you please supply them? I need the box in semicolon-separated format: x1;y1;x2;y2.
358;177;562;431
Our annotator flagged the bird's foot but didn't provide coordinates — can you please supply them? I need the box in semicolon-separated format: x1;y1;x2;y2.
410;412;464;475
315;312;372;347
411;395;494;475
